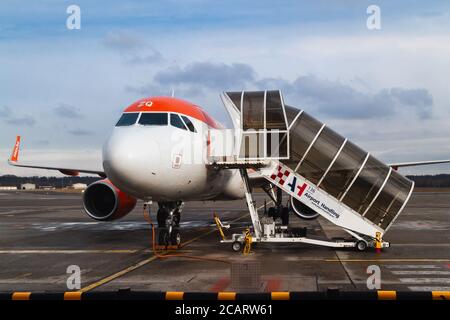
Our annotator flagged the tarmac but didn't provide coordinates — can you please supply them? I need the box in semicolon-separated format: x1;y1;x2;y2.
0;190;449;293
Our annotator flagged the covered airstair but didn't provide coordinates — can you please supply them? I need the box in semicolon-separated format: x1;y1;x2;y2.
208;90;414;251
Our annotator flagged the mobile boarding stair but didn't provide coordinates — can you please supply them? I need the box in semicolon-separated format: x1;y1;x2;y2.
208;90;414;252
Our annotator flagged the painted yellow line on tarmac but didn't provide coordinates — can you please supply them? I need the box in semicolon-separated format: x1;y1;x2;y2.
79;255;161;292
179;202;269;247
79;204;266;293
326;259;450;262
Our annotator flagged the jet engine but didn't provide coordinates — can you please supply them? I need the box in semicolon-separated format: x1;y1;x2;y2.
290;197;319;220
83;179;137;221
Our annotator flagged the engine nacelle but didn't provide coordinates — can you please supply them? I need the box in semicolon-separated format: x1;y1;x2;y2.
290;197;319;220
83;179;137;221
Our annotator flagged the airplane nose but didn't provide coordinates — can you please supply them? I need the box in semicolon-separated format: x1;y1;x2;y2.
102;128;160;196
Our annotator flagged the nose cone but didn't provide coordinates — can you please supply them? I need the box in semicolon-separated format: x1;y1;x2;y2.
103;128;160;197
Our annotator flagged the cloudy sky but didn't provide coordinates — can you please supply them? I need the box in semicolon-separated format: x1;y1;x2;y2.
1;0;450;176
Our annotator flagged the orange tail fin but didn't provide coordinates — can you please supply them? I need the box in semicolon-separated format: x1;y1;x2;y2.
10;136;21;163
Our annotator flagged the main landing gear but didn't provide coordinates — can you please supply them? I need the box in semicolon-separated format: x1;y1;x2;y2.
262;184;289;225
156;201;184;246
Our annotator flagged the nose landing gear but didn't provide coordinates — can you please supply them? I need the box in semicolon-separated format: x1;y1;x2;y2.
158;228;181;246
156;201;184;246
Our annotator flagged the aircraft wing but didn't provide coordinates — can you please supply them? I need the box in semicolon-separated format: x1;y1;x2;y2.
388;159;450;169
7;136;106;178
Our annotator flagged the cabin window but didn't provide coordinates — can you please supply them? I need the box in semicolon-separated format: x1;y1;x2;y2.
170;113;188;130
181;115;196;132
138;113;168;126
116;113;139;126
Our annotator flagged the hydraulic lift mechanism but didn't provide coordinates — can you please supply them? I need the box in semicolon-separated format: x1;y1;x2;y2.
208;90;414;252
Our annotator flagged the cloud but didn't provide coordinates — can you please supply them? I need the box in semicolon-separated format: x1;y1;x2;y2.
0;106;11;118
154;62;256;90
5;116;36;126
125;83;171;97
33;139;50;146
54;103;84;119
127;62;256;97
125;50;163;65
256;75;433;119
102;31;142;52
130;62;434;120
389;88;433;119
0;106;36;126
285;75;394;119
102;31;163;64
68;129;93;136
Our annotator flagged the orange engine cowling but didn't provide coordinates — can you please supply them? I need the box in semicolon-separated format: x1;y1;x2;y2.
83;179;137;221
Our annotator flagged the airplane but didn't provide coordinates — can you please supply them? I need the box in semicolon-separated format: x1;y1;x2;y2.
7;94;450;245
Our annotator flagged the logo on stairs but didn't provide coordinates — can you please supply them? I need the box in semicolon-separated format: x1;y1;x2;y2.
270;165;290;186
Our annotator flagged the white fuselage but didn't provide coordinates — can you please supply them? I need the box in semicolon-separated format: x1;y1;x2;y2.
102;113;245;201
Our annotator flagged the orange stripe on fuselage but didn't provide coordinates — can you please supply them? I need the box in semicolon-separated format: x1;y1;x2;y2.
124;96;223;129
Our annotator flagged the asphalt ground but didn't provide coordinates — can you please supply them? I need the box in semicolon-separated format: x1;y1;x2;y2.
0;190;449;293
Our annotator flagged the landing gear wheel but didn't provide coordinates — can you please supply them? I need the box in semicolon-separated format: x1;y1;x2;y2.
169;228;181;246
231;241;243;252
158;228;169;246
173;211;181;227
157;208;168;228
267;207;276;219
356;240;368;252
281;206;289;226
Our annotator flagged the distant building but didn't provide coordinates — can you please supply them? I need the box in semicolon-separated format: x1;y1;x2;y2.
70;183;87;190
39;186;55;190
0;186;17;190
20;183;36;190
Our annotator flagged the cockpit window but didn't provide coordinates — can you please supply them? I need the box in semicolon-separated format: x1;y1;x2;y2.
116;113;139;126
138;113;168;126
170;113;187;130
181;115;196;133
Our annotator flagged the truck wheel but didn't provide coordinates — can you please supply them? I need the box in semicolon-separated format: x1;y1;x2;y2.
356;240;367;252
231;241;242;252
